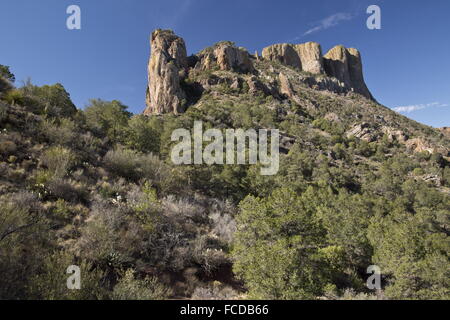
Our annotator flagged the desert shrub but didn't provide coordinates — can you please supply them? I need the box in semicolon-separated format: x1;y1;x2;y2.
41;118;77;146
2;89;27;106
0;101;7;122
0;140;17;156
40;146;77;178
112;269;172;300
127;182;161;232
210;211;236;245
103;147;139;181
28;251;108;300
46;178;88;203
138;153;175;193
192;235;230;275
75;199;143;269
0;192;48;299
163;195;208;223
332;288;380;300
192;282;239;300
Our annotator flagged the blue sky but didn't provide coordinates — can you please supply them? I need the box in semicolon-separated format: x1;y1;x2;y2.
1;0;449;127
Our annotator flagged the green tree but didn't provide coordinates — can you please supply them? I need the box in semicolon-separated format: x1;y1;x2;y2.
126;115;160;153
0;65;15;83
84;99;131;143
232;188;330;299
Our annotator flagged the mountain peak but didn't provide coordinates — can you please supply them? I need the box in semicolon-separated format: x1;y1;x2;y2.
143;29;374;115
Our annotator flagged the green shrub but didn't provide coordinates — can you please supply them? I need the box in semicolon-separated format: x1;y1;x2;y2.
103;147;139;181
84;99;131;143
0;140;17;156
41;118;77;146
28;251;108;300
112;269;172;300
40;146;77;178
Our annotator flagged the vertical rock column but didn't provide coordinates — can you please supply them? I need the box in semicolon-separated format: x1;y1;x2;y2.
346;48;373;100
324;45;373;100
144;29;188;115
323;45;352;88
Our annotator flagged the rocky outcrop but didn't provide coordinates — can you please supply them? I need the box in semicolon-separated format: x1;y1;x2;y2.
261;42;372;99
262;42;325;74
144;29;188;115
196;41;254;73
346;48;373;100
144;29;375;115
405;138;436;154
381;126;408;143
294;42;324;74
324;46;373;99
262;44;301;70
323;45;352;88
346;123;377;142
214;43;254;73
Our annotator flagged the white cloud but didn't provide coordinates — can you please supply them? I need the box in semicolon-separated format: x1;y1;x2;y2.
392;102;448;113
303;12;353;36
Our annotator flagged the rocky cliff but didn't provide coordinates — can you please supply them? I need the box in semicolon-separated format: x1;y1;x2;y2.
143;29;374;115
144;29;188;115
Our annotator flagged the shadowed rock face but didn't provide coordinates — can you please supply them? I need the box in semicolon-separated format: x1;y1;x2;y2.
346;48;373;100
324;45;373;100
323;45;351;87
144;29;188;115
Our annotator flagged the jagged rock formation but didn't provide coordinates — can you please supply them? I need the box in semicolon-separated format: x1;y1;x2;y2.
144;29;374;115
214;42;254;73
144;29;188;115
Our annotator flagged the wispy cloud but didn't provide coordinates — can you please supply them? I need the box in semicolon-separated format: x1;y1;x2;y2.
393;102;448;113
149;0;193;29
303;12;353;36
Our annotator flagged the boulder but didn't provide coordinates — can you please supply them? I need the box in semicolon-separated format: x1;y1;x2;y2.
346;123;377;142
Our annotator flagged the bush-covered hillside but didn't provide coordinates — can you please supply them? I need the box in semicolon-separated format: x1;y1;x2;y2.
0;60;449;300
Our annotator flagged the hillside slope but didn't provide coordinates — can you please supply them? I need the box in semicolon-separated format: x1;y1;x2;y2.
0;30;449;300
